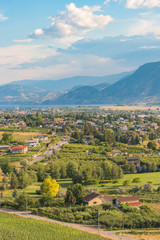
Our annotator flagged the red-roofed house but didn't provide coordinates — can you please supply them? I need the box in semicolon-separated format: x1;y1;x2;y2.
11;145;28;154
116;196;142;207
83;192;113;206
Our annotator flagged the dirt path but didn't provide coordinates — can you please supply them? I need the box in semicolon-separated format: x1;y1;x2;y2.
0;208;137;240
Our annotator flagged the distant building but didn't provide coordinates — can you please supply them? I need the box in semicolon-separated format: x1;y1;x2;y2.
127;156;141;169
11;145;28;154
27;139;40;147
38;135;48;141
83;192;113;206
0;145;10;150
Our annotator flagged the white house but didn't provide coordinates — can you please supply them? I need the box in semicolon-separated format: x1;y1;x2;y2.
27;139;40;147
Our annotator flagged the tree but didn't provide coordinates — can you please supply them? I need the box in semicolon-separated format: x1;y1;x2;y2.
70;183;84;204
72;171;83;184
143;183;153;193
104;128;115;145
41;177;59;197
2;176;8;190
65;190;76;206
66;162;78;178
132;177;141;184
18;171;30;189
2;132;13;144
10;173;19;189
147;141;157;150
37;165;46;182
1;163;13;175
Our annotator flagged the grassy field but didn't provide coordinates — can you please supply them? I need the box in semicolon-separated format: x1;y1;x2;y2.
99;172;160;188
0;211;105;240
121;172;160;185
100;105;160;111
4;185;41;198
147;203;160;214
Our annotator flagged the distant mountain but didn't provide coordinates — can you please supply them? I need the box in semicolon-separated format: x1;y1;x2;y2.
51;61;160;105
7;71;131;92
0;71;131;104
0;84;61;104
0;84;47;104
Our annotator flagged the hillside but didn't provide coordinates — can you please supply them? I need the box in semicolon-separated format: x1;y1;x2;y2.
52;61;160;105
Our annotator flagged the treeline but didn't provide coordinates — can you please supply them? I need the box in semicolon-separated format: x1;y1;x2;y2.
30;159;123;184
0;164;37;191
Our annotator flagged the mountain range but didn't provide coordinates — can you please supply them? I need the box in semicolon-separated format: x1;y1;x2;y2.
0;72;130;104
50;61;160;105
0;61;160;105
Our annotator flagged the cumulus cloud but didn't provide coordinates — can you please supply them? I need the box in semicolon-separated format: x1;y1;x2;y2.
126;0;160;9
104;0;160;8
128;13;160;36
0;14;8;22
0;52;131;84
30;3;113;42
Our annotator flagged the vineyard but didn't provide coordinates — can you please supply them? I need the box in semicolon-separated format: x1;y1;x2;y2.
0;211;105;240
0;131;39;142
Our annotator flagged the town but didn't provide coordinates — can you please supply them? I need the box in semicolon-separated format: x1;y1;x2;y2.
0;106;160;239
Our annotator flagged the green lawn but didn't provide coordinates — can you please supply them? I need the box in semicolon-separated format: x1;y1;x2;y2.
5;186;40;199
0;211;105;240
121;172;160;185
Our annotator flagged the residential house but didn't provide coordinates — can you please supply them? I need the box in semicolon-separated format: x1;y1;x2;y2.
38;135;48;141
27;139;40;147
11;145;28;154
83;192;113;206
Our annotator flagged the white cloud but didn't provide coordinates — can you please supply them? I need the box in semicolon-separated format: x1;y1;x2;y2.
0;42;132;84
0;14;8;22
104;0;160;8
13;39;33;43
104;0;119;4
0;44;57;67
30;3;113;43
140;45;160;49
128;13;160;36
126;0;160;9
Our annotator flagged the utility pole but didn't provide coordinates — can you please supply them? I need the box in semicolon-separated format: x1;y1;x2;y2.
98;209;100;234
26;194;27;213
0;192;1;208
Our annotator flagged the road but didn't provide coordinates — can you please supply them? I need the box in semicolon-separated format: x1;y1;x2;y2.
29;138;69;165
0;208;137;240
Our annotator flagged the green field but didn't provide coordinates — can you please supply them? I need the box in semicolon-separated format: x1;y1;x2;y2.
120;172;160;185
0;211;105;240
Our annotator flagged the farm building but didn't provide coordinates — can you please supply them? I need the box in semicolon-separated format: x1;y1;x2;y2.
11;145;28;154
116;196;142;207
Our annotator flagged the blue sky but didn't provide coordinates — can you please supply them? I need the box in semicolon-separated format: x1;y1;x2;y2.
0;0;160;83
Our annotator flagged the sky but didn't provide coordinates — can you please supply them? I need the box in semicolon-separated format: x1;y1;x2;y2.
0;0;160;84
